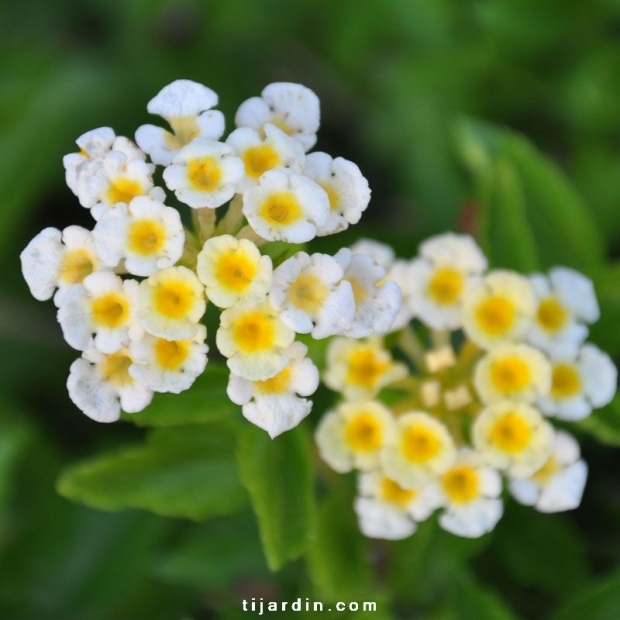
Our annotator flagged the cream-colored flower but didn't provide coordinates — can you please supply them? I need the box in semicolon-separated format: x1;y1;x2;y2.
235;82;320;153
462;270;536;349
381;412;457;489
93;195;185;276
269;251;355;338
227;341;319;437
136;266;206;340
315;400;395;472
216;299;295;381
472;401;553;478
20;226;101;305
67;346;152;422
196;235;272;308
242;169;330;243
135;79;225;165
129;324;208;394
474;343;552;404
537;343;617;421
57;271;142;354
323;337;408;400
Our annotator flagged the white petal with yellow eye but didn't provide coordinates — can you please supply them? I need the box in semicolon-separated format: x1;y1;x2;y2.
354;497;417;540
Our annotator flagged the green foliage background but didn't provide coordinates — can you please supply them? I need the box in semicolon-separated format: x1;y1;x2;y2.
2;1;620;618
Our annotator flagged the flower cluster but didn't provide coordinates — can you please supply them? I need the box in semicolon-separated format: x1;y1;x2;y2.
316;233;617;539
21;80;401;436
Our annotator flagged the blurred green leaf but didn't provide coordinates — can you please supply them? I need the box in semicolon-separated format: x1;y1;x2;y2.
551;567;620;620
237;425;316;571
577;396;620;447
445;572;518;620
456;118;605;271
57;424;246;520
125;363;240;427
306;492;372;602
589;264;620;357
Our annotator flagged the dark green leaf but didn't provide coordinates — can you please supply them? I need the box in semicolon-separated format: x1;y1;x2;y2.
589;264;620;358
577;396;620;447
446;572;518;620
237;425;316;571
57;425;246;520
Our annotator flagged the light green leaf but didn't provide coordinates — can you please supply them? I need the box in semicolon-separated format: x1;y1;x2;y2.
237;425;316;571
57;425;246;520
577;396;620;447
124;363;239;427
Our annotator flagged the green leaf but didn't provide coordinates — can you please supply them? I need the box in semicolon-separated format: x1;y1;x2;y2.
446;572;518;620
456;118;605;270
551;567;620;620
306;492;372;602
237;425;316;571
125;363;240;427
589;264;620;357
577;396;620;447
57;425;246;520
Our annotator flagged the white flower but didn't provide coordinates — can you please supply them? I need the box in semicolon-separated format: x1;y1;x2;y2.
235;82;320;153
473;343;552;404
354;472;441;540
334;248;401;337
20;226;101;305
196;235;272;308
67;346;152;422
129;324;208;394
350;238;395;271
163;139;244;209
136;266;206;340
528;267;600;354
509;430;588;513
434;450;503;538
323;337;408;400
135;79;225;166
93;196;185;276
269;251;355;338
462;270;536;350
381;412;457;489
408;232;487;330
226;123;304;193
216;299;295;381
227;341;319;437
242;169;330;243
472;401;554;478
315;400;396;472
77;150;156;219
303;152;371;236
57;271;142;354
537;343;617;421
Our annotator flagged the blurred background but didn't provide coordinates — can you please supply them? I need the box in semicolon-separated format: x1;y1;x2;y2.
2;0;620;618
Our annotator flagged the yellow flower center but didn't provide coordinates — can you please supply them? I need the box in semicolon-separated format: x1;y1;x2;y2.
536;297;568;333
91;292;130;329
215;250;258;293
128;219;166;256
259;191;303;227
442;465;480;504
531;455;561;486
105;177;144;206
153;281;196;319
347;276;368;305
490;357;531;393
255;366;293;395
59;249;95;284
243;145;281;179
166;116;200;149
346;349;389;389
287;273;329;314
489;412;532;453
231;311;276;353
427;267;464;305
550;364;582;399
344;412;384;452
380;477;416;509
401;424;442;463
269;117;294;136
187;157;223;191
154;338;191;371
319;182;340;212
101;351;134;387
475;295;516;336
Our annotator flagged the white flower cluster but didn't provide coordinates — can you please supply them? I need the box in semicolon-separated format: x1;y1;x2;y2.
316;232;617;540
21;80;401;437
